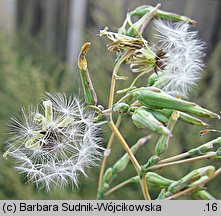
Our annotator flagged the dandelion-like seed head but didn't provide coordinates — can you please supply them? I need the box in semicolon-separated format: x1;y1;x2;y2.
152;20;205;98
4;93;102;191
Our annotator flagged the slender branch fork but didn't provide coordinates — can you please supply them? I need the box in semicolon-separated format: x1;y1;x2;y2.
98;116;122;189
104;151;220;197
98;49;151;200
148;152;217;171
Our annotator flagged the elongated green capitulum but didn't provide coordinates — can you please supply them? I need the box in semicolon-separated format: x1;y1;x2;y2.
127;4;160;37
155;111;179;156
141;155;160;174
113;135;151;174
192;190;216;200
130;172;175;189
132;107;172;136
103;168;113;183
113;103;130;114
188;137;221;156
147;72;163;87
167;166;215;194
131;87;220;119
78;42;98;105
148;110;169;125
155;108;208;127
130;5;196;25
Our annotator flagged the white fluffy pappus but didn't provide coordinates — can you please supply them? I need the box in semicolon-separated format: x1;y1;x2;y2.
152;20;205;98
4;93;103;191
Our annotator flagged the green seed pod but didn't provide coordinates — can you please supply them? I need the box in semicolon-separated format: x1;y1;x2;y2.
192;190;216;200
127;4;160;37
97;182;110;200
155;111;179;156
167;166;215;194
145;109;169;125
113;135;151;174
103;168;113;183
147;72;163;86
156;109;208;127
130;5;195;25
132;107;172;136
188;137;221;156
131;87;220;119
142;155;160;172
212;147;221;160
146;172;175;189
113;103;130;114
129;172;175;189
155;135;169;156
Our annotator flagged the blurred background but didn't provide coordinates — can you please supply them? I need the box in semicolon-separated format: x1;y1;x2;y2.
0;0;220;199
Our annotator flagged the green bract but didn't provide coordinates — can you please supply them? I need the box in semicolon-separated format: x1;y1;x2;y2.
132;107;172;136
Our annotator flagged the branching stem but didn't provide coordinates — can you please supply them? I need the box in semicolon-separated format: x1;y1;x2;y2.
148;152;217;171
98;116;122;189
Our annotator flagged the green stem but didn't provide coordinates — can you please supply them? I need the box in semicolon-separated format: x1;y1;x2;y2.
148;153;217;171
98;116;122;190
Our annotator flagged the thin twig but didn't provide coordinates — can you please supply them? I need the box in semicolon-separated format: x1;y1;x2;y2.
108;50;134;109
104;178;132;196
108;121;140;172
106;49;151;200
148;152;217;171
141;175;151;200
140;3;161;34
98;116;122;189
159;152;190;164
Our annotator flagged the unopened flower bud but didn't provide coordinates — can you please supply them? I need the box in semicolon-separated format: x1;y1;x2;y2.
156;108;208;127
130;172;174;189
127;4;160;37
148;109;169;124
141;155;160;173
131;87;220;119
113;135;151;173
147;72;162;86
192;190;215;200
155;111;179;156
103;168;113;183
146;172;175;189
113;103;130;114
168;166;215;194
132;107;172;136
188;137;221;156
130;5;195;25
